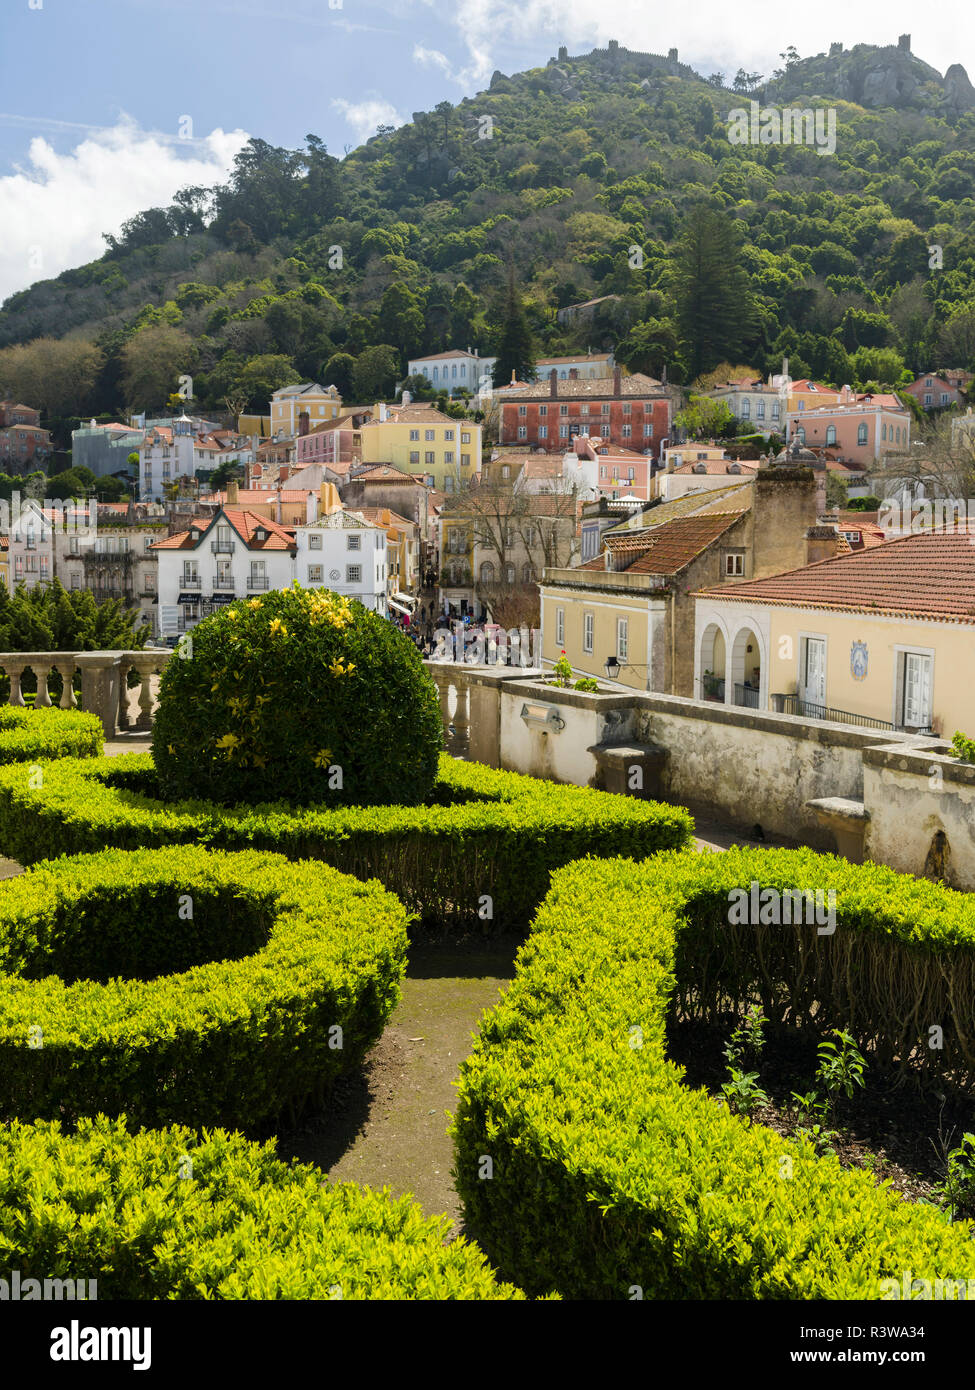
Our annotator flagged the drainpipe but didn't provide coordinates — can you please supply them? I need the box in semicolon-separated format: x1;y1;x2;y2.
670;588;676;694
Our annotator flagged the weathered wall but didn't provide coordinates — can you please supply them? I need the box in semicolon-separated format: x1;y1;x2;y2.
863;745;975;888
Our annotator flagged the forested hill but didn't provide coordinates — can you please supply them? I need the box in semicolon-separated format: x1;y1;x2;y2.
3;37;975;429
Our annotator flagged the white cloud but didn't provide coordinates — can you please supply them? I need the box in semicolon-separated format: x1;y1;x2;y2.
413;44;453;76
331;98;404;142
442;0;975;91
0;119;249;305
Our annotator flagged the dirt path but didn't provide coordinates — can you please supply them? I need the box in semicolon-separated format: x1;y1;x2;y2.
277;938;520;1231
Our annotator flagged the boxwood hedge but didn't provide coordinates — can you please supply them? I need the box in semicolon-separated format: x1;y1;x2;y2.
0;1117;522;1299
452;849;975;1299
0;705;102;763
0;846;408;1130
0;752;694;930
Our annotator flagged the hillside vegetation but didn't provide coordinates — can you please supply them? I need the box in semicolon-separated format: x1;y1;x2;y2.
2;41;975;433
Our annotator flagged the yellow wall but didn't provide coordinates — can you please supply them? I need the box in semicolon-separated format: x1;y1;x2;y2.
763;607;974;734
542;584;649;687
360;420;482;490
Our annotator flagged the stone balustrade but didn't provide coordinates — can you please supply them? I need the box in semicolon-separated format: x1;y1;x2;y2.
0;649;172;739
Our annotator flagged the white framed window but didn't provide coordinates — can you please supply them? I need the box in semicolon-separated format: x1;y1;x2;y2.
857;423;868;445
308;565;323;583
560;425;569;438
347;534;361;550
583;611;593;654
444;451;454;464
425;429;435;441
643;422;653;436
462;432;471;443
309;533;322;549
518;426;527;439
556;607;564;645
898;650;933;728
346;564;362;583
622;424;632;437
444;430;454;441
538;426;548;439
617;618;628;662
70;571;81;589
409;429;420;441
725;553;744;576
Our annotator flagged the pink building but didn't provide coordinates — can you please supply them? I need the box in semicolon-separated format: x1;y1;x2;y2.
564;435;654;501
902;371;971;411
786;388;910;465
295;416;360;467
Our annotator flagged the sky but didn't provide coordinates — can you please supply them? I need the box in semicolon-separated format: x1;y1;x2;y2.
1;0;973;304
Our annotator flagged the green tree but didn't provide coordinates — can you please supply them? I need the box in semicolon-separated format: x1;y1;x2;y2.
491;271;535;387
615;318;680;377
672;206;757;380
675;395;735;439
351;345;400;401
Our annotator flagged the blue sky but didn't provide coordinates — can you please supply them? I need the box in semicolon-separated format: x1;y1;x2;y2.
0;0;972;301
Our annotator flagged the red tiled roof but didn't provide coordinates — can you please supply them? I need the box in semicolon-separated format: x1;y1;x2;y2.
669;459;759;475
695;532;975;623
503;372;667;400
578;513;744;577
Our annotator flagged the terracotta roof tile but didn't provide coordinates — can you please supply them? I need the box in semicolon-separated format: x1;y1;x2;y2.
695;532;975;623
504;372;668;400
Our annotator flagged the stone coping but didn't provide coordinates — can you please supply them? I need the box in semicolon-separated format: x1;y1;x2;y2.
863;741;975;788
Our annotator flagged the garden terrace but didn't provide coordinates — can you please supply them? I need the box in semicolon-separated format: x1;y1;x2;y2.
453;850;975;1299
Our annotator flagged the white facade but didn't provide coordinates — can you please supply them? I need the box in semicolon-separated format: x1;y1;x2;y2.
140;416;254;501
8;499;56;591
294;513;388;614
57;522;162;632
407;350;496;395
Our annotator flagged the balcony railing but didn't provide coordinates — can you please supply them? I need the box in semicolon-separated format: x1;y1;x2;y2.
248;575;270;590
181;577;201;589
700;673;725;702
772;693;898;732
211;540;236;554
733;682;761;710
213;577;235;592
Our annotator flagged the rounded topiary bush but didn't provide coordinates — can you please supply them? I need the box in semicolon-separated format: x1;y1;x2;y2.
152;585;442;807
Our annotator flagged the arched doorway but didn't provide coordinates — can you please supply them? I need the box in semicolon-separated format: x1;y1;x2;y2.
699;622;727;702
730;626;762;709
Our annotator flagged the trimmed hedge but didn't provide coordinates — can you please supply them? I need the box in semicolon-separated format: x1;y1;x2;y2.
152;586;443;807
0;752;694;930
0;705;102;763
452;849;975;1299
0;846;408;1129
0;1117;523;1299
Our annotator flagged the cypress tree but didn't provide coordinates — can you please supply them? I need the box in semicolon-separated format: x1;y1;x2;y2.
673;206;757;380
492;269;535;388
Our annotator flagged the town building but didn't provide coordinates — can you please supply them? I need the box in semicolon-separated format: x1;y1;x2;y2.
534;352;615;380
498;368;674;458
358;403;482;493
139;416;254;499
539;461;837;695
0;400;54;471
692;532;975;735
71;421;145;480
654;446;759;501
56;504;164;632
269;383;343;438
704;378;783;435
786;388;911;465
293;502;388;616
406;349;496;395
902;371;971;411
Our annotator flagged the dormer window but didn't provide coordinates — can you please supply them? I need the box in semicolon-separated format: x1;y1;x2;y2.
255;527;267;541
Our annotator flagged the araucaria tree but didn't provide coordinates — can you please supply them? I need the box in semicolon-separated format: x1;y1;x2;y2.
491;271;535;388
672;206;758;381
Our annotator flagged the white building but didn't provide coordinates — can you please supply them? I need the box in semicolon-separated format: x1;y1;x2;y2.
8;498;57;590
535;352;615;380
140;416;255;500
153;489;388;636
406;349;496;396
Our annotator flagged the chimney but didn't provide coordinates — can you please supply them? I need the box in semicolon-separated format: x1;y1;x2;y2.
378;401;388;423
613;366;621;398
298;411;309;437
549;369;558;398
275;490;283;525
569;367;578;380
279;465;289;483
227;479;239;504
781;356;789;379
661;364;667;385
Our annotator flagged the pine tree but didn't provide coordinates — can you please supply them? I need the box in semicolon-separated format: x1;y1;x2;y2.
491;270;535;388
672;206;757;380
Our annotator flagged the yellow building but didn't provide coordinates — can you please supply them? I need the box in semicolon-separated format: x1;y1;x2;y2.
693;532;975;735
269;384;343;438
0;536;8;591
359;404;482;493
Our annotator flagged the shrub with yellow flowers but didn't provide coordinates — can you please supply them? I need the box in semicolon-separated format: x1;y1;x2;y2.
152;584;443;806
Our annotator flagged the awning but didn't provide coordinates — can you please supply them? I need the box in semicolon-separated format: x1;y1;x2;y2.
176;593;199;604
387;599;411;616
205;593;237;606
392;591;417;607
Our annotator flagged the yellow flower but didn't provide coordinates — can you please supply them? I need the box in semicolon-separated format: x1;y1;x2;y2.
215;733;241;755
328;658;351;677
312;748;333;768
247;598;262;609
268;618;287;637
227;610;239;621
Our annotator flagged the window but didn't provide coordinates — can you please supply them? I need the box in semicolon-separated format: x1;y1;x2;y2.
410;450;420;465
538;406;547;417
461;432;471;443
857;423;868;445
580;404;589;416
895;427;901;444
522;563;533;583
346;565;362;584
643;423;653;437
518;426;527;439
505;563;515;583
308;565;323;583
479;561;495;584
725;552;744;576
741;399;750;419
772;402;780;420
941;393;949;405
525;526;535;546
425;430;435;441
583;612;594;654
555;607;565;645
601;403;610;415
622;425;632;437
901;651;933;727
538;426;548;439
309;533;322;549
560;425;569;438
518;406;527;417
797;401;805;412
628;467;635;480
617;618;628;662
881;423;887;441
70;571;81;589
622;402;631;415
600;465;607;478
409;429;420;441
444;430;454;441
425;451;435;465
826;425;837;445
461;453;471;467
559;405;568;416
347;534;361;550
444;451;454;464
923;393;932;406
143;572;156;592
